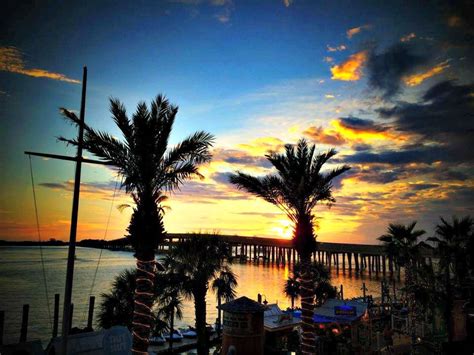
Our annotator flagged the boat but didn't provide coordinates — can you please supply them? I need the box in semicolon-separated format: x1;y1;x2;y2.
163;329;184;341
179;326;197;338
149;334;166;345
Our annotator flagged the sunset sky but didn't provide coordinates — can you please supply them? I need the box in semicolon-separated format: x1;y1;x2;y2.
1;0;473;244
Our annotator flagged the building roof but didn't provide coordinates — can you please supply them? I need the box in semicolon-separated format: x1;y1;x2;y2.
218;296;266;313
313;299;368;324
263;304;302;332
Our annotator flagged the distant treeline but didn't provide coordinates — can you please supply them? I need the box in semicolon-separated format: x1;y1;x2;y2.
0;237;131;249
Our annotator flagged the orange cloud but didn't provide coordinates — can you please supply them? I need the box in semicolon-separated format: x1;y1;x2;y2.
0;47;80;84
346;24;371;39
400;32;416;42
303;126;346;146
403;62;450;86
330;51;367;81
332;119;403;143
327;44;347;52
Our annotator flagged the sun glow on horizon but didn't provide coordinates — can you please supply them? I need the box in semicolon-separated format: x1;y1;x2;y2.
271;219;293;239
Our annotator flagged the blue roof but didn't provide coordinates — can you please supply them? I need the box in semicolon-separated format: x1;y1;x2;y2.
313;299;368;323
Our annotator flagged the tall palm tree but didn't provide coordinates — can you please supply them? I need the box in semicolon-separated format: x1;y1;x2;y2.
60;95;214;354
157;289;183;352
285;262;337;310
98;269;139;330
378;222;426;350
284;277;300;310
165;235;235;355
212;268;237;336
428;216;473;342
97;269;163;330
230;139;350;355
155;265;184;353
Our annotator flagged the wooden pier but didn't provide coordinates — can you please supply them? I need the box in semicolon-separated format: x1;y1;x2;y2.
152;234;434;278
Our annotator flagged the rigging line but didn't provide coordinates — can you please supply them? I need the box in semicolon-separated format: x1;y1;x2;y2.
28;155;53;332
81;177;119;322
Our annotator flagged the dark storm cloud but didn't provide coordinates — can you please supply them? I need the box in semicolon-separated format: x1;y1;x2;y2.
352;143;372;152
410;183;439;191
223;155;272;168
366;43;428;99
339;117;388;132
379;80;474;161
343;147;445;165
211;172;233;185
39;180;117;192
39;182;66;189
361;170;402;184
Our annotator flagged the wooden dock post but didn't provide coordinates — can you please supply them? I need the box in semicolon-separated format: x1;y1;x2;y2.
0;310;4;345
53;293;60;338
19;304;29;343
69;303;74;332
342;252;346;273
87;296;95;329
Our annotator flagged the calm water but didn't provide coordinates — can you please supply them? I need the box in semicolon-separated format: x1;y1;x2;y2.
0;246;394;345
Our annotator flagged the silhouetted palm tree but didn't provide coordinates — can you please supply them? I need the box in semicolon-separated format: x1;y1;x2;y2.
230;139;350;355
314;280;338;306
157;288;183;352
60;96;214;353
212;268;237;336
285;262;337;310
165;235;234;355
284;277;300;310
428;215;473;342
431;216;473;283
378;222;426;350
97;269;163;330
98;269;138;330
378;222;426;287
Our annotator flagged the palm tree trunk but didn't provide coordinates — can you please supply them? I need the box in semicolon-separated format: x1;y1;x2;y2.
132;258;156;354
299;254;315;355
445;268;453;343
169;308;174;353
217;296;222;337
194;289;208;355
405;262;417;352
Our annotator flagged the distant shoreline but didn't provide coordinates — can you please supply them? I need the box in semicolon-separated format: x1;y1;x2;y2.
0;238;131;250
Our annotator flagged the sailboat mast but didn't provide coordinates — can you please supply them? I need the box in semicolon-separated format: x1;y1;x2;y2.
61;66;87;354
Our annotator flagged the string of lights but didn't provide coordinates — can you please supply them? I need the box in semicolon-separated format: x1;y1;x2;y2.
131;258;157;355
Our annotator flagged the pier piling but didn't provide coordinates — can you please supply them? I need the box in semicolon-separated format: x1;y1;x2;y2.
0;310;4;345
53;293;60;338
87;296;95;329
69;303;74;333
19;304;29;343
